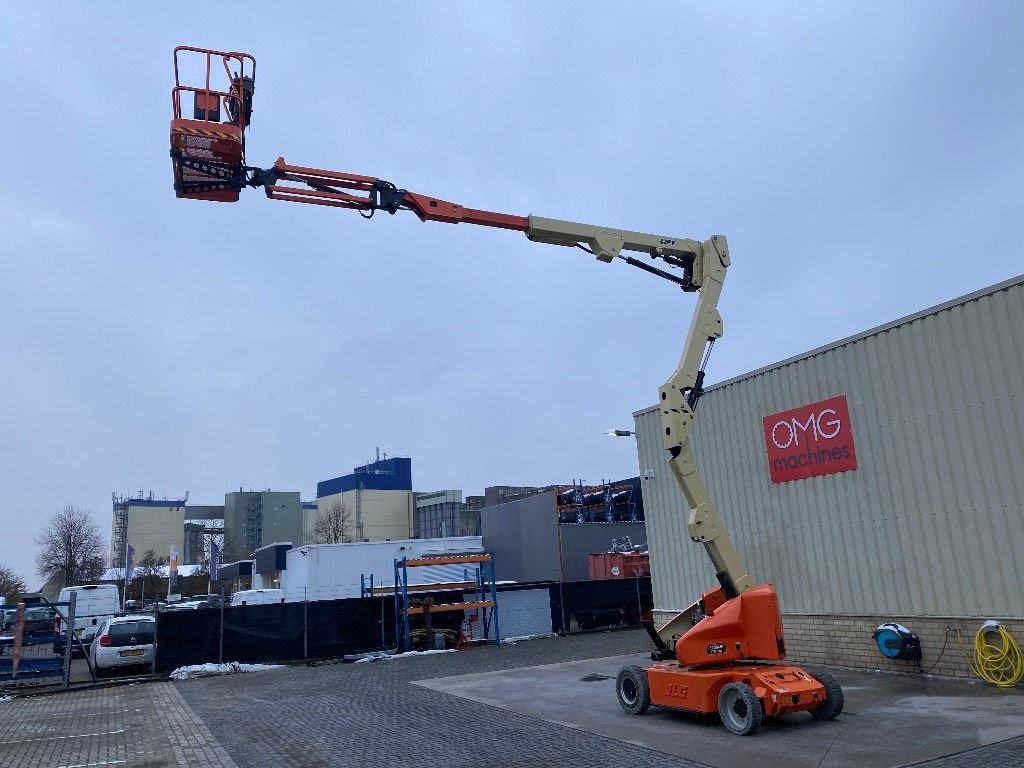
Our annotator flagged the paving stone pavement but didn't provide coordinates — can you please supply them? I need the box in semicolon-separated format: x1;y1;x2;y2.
177;630;1024;768
909;739;1024;768
179;630;710;768
2;630;1021;767
0;681;237;768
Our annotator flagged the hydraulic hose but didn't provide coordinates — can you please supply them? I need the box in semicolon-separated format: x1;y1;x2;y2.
961;623;1024;688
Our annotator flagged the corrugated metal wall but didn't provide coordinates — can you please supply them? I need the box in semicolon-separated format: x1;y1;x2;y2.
635;275;1024;618
481;493;561;583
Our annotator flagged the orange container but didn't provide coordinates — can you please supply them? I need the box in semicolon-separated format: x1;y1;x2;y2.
588;552;650;580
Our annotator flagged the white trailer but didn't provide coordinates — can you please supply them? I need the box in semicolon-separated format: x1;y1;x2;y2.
280;536;485;602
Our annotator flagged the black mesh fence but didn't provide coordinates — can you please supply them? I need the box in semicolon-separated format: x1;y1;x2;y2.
155;579;652;672
549;577;653;634
155;593;461;673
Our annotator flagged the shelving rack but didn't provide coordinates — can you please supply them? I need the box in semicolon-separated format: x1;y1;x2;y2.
393;553;500;652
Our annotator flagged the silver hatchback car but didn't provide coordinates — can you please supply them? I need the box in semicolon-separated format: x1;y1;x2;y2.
90;615;155;676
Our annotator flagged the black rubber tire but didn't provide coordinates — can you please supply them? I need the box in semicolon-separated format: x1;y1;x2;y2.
718;682;763;736
810;671;844;720
616;665;651;715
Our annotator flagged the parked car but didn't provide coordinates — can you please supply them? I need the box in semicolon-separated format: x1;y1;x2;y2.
2;606;56;637
54;584;121;654
203;594;228;609
160;600;204;611
0;609;15;637
230;588;284;606
176;595;226;610
25;606;56;637
89;615;156;676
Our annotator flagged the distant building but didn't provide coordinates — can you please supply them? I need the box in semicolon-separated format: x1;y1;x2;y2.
183;522;205;566
481;478;645;582
483;485;547;508
301;501;318;544
223;490;302;563
414;490;480;538
111;495;186;568
185;505;224;520
316;456;414;542
183;507;224;566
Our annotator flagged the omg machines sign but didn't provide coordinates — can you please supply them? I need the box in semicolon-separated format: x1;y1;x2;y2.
762;395;858;484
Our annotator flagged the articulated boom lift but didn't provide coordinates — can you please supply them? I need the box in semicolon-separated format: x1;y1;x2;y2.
169;46;843;736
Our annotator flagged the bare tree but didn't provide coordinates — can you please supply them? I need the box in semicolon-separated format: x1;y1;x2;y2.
126;549;167;602
0;564;27;603
136;549;167;578
35;504;106;587
312;500;354;544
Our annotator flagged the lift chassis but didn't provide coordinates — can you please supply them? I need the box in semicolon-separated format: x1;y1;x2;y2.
168;46;843;736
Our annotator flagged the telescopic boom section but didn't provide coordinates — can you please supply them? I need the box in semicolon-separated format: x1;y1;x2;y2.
260;158;530;231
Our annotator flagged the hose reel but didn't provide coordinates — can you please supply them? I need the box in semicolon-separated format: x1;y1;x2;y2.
872;622;922;661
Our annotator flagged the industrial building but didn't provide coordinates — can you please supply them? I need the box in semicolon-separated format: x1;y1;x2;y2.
634;274;1024;677
301;501;318;543
110;495;186;568
316;456;414;542
223;490;302;562
481;479;645;582
111;496;225;568
413;490;480;538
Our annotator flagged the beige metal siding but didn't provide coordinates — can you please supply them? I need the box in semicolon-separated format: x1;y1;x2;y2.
319;489;414;542
635;276;1024;618
125;504;185;566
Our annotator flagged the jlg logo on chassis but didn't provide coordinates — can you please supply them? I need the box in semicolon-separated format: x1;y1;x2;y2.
762;395;858;484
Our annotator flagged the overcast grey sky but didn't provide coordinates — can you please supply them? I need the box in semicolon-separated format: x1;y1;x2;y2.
1;3;1021;585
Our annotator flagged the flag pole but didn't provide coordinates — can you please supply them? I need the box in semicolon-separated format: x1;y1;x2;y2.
208;541;220;598
167;543;178;600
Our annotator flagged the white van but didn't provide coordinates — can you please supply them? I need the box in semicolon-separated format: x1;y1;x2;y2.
54;584;121;649
231;588;284;606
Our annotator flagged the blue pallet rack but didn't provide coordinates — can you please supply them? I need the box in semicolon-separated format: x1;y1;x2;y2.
393;553;500;652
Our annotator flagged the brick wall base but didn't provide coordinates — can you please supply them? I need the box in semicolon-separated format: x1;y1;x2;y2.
653;610;1024;680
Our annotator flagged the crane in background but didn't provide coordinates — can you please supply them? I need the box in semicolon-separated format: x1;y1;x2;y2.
168;45;843;736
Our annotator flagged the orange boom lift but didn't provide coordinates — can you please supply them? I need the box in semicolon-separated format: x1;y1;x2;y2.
168;46;843;736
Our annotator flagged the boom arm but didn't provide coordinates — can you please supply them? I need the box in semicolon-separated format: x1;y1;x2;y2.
167;46;753;646
249;158;754;611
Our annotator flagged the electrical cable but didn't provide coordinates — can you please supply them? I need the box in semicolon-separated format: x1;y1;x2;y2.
957;623;1024;687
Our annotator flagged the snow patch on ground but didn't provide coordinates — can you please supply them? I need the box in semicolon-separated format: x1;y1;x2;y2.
389;649;456;659
501;633;557;644
354;649;456;663
169;662;284;680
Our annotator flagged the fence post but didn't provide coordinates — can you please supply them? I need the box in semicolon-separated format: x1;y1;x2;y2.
218;586;225;665
303;587;308;661
62;593;77;688
151;603;159;676
11;603;24;681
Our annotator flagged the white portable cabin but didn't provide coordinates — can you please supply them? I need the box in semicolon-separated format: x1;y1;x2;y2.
281;536;485;602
